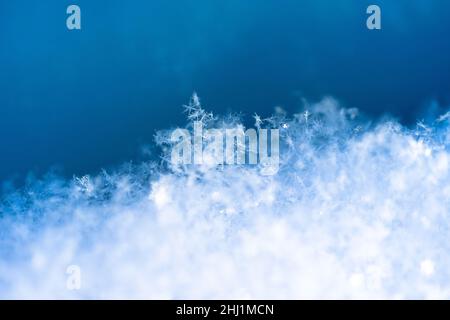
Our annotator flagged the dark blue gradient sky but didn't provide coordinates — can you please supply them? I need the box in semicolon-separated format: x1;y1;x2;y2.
1;0;450;181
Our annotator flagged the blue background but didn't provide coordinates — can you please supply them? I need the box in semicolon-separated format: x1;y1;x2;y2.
1;0;449;182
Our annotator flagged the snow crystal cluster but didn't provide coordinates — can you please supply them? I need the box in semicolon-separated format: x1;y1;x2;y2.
1;96;450;299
